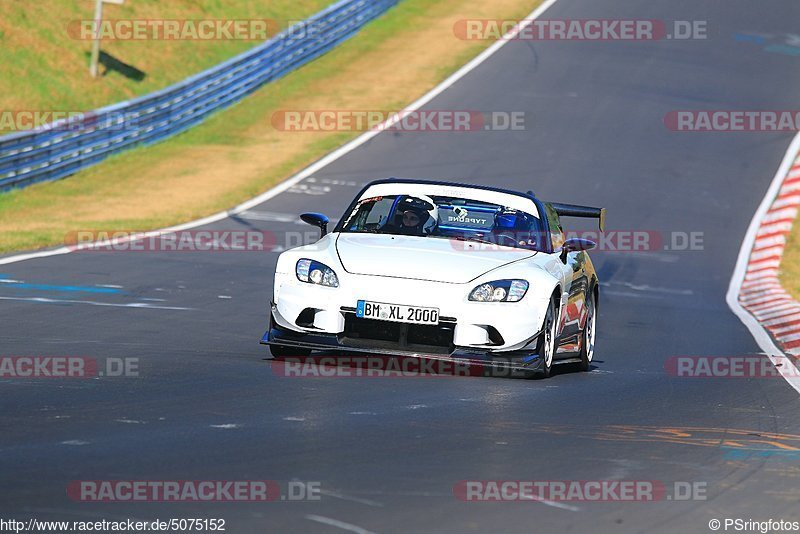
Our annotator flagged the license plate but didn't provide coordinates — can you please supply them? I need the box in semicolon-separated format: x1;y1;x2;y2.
356;300;439;325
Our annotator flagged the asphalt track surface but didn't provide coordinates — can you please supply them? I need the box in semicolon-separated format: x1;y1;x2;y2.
3;0;800;532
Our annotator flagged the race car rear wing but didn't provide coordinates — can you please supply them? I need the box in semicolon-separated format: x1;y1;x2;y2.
551;202;606;231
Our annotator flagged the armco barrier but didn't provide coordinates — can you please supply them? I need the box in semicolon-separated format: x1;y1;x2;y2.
0;0;398;191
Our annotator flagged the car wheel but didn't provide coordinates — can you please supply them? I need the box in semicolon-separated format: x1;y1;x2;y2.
536;295;559;378
578;290;596;372
269;344;311;358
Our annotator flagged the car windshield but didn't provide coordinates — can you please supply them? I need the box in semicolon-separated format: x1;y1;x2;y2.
339;193;547;252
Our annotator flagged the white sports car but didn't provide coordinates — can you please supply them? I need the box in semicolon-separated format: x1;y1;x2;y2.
261;179;604;377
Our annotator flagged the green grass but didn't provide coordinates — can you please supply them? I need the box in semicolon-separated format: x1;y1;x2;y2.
0;0;331;118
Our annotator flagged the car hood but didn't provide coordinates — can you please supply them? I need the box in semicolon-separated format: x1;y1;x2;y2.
335;233;536;283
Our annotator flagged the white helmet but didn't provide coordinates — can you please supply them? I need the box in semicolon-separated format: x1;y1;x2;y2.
397;194;438;235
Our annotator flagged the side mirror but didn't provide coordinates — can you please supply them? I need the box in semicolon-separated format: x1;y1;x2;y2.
560;237;596;261
300;212;329;238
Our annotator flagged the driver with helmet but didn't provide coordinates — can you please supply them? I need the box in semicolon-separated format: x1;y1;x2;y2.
385;195;438;236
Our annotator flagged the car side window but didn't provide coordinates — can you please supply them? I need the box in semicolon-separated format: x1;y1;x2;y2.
365;199;392;226
545;204;565;251
346;197;396;230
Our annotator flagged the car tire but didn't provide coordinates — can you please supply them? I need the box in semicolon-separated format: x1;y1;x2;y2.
577;290;596;372
535;295;560;378
268;344;311;358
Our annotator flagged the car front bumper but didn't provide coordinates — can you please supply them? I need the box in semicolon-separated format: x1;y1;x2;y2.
270;274;550;353
261;305;545;373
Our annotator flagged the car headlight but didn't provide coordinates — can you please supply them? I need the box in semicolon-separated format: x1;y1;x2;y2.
296;259;339;287
469;279;528;302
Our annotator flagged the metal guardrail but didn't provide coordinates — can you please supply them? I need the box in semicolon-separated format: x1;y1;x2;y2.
0;0;398;191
